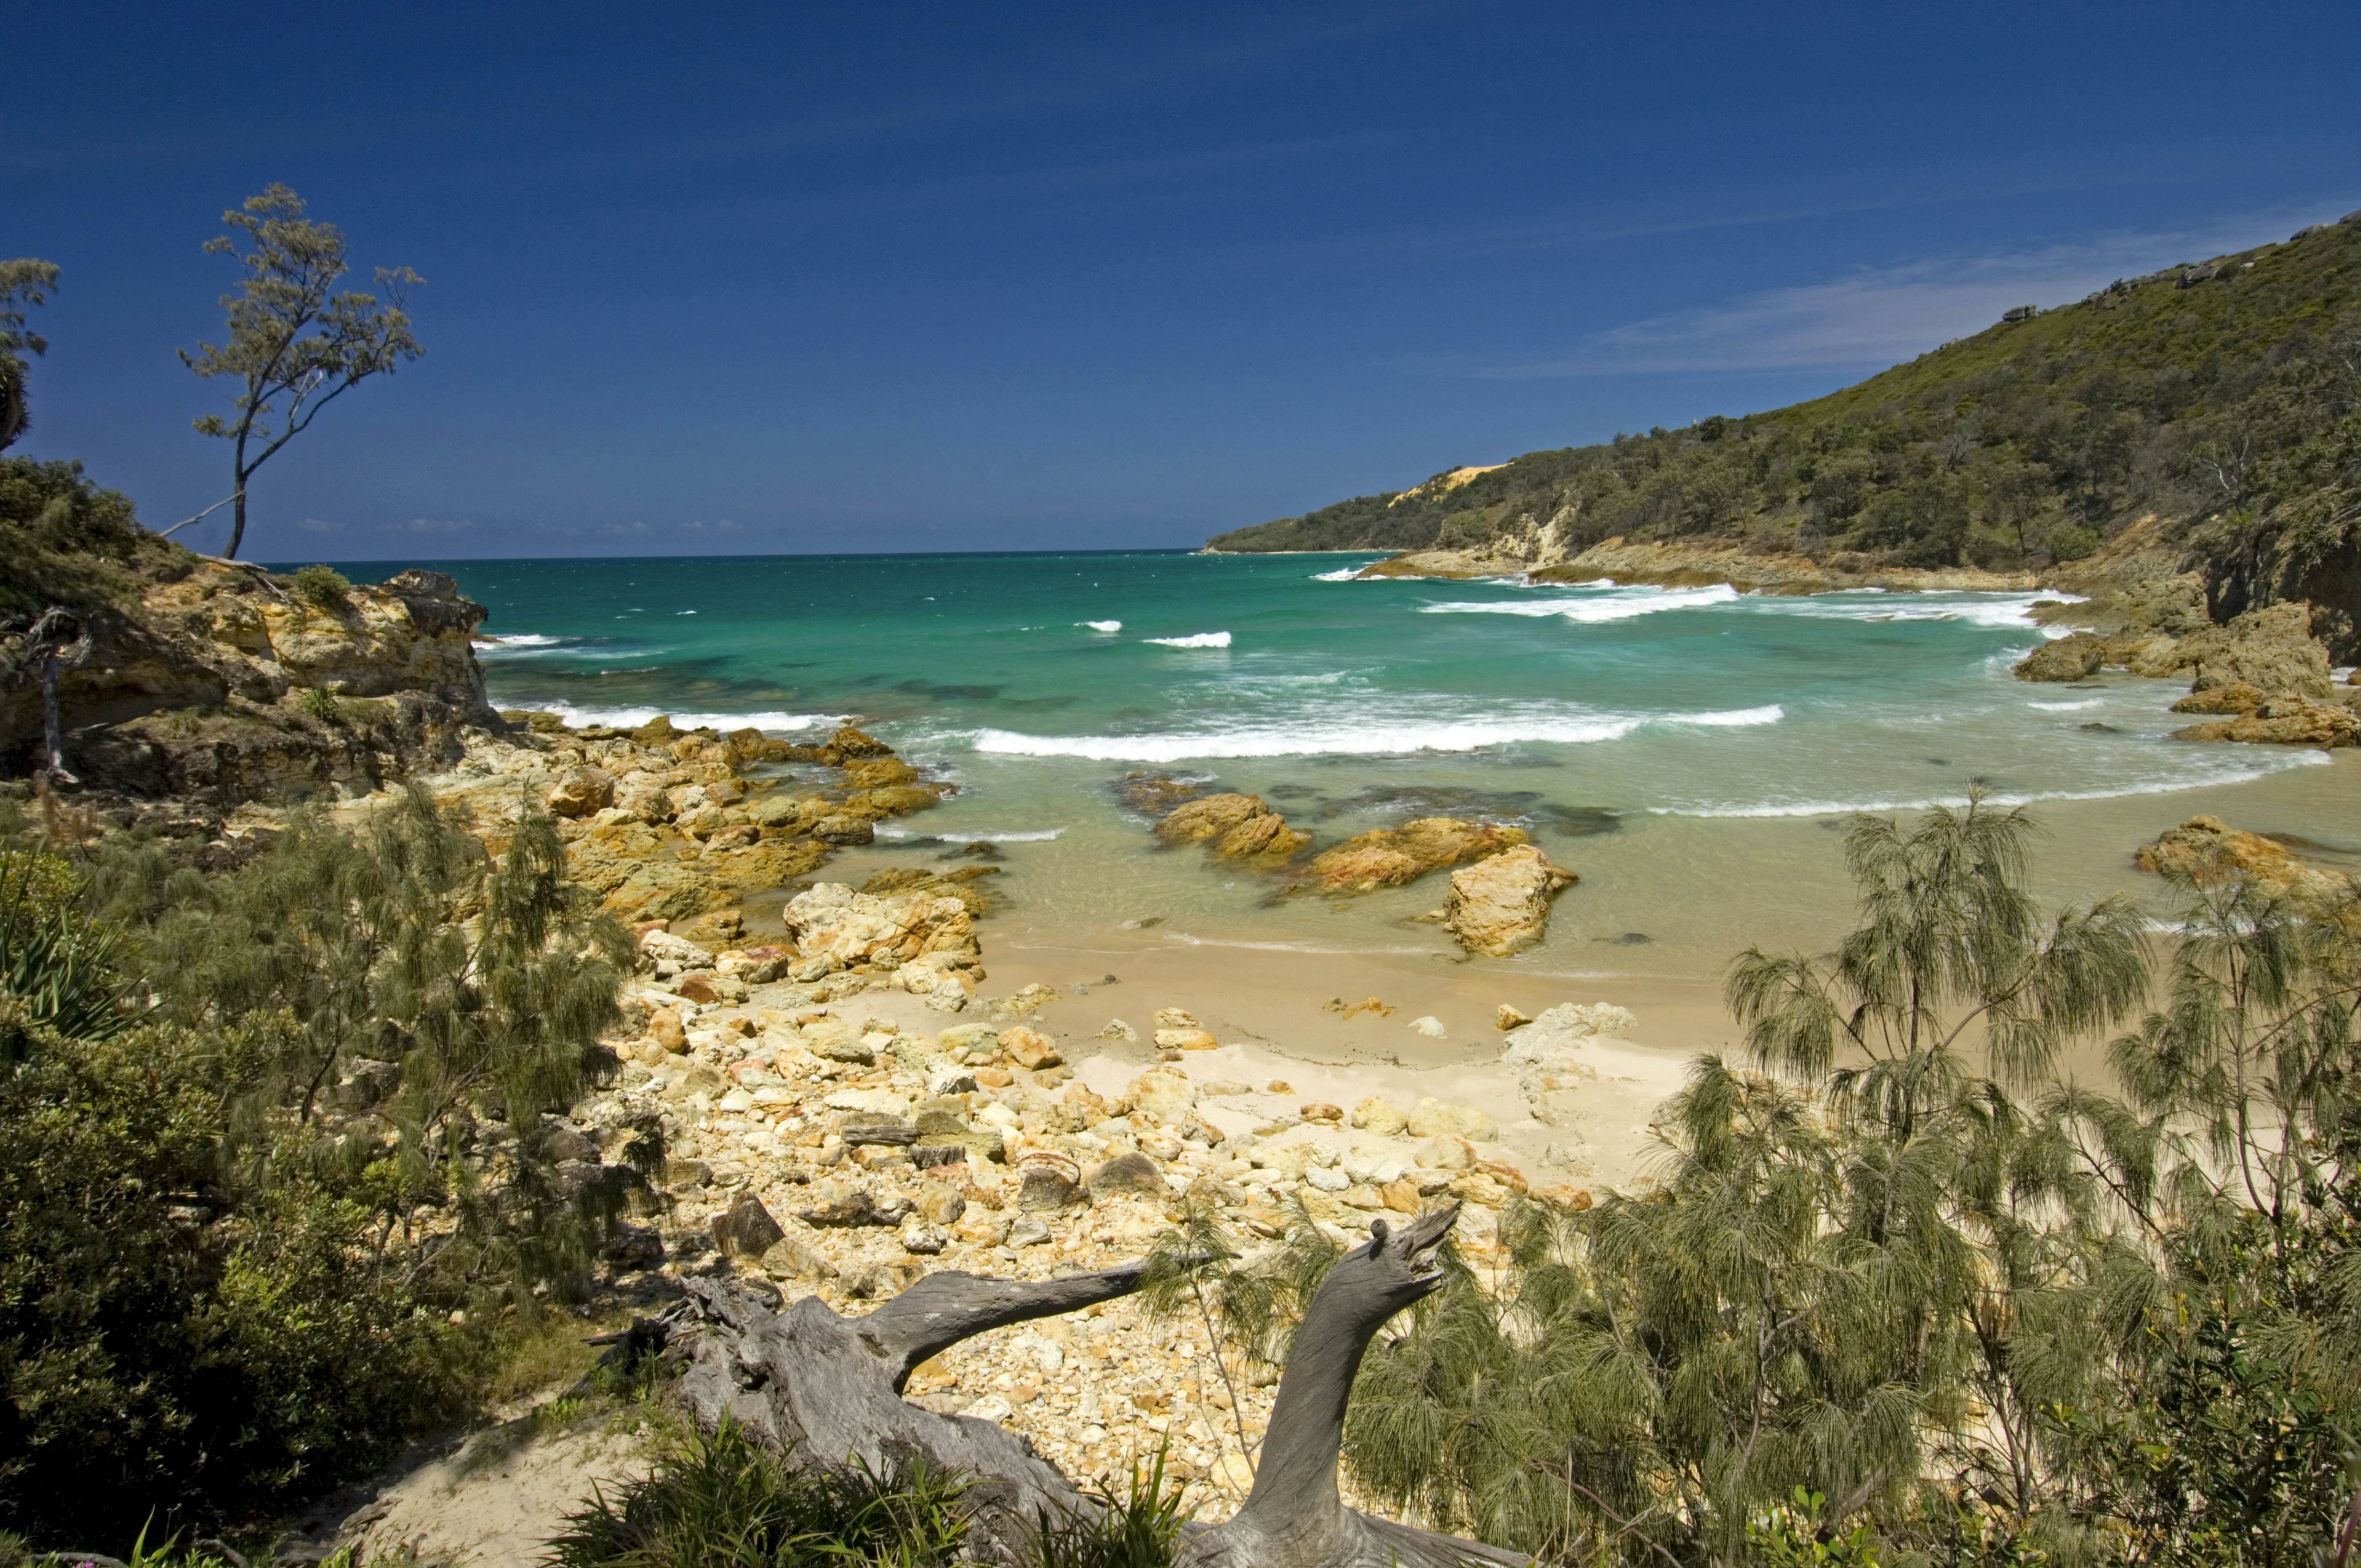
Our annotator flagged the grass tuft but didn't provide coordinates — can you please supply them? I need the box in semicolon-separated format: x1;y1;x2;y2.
543;1419;970;1568
1028;1446;1193;1568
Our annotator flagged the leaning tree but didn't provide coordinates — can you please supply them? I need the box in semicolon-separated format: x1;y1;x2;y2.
179;184;422;559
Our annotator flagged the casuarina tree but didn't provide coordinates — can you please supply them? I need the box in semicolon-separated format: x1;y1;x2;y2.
0;258;60;452
180;184;422;558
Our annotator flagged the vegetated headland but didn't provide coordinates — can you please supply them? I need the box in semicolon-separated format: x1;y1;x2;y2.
2;212;2361;1568
1209;209;2361;665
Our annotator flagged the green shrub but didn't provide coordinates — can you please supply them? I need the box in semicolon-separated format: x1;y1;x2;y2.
290;562;351;608
0;792;631;1545
545;1421;971;1568
0;456;175;614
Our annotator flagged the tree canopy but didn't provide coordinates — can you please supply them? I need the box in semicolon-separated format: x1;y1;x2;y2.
181;184;423;559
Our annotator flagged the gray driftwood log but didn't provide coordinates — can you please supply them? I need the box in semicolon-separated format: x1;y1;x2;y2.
648;1203;1524;1568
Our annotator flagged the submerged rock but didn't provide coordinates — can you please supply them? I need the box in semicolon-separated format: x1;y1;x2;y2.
1153;793;1310;863
1294;816;1529;896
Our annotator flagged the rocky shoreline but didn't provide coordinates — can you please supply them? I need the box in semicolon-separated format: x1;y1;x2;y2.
1335;535;2361;751
1349;532;2043;593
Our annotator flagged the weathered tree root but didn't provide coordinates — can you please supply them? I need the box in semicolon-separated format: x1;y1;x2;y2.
654;1262;1157;1561
637;1212;1525;1568
1178;1204;1525;1568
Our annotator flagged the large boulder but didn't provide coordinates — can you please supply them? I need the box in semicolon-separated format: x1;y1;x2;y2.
1406;1097;1498;1141
1443;845;1577;957
2135;816;2353;904
782;882;983;983
2012;632;2106;682
1154;794;1310;862
1296;817;1529;895
2180;602;2334;698
2173;695;2357;747
2170;682;2265;716
1500;1003;1632;1126
828;724;895;758
1123;1066;1198;1125
545;763;616;818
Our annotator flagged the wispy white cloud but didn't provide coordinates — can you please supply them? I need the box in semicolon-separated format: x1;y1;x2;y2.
1454;205;2351;379
296;516;342;533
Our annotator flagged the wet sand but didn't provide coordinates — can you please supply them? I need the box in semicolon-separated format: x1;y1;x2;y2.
878;749;2361;1190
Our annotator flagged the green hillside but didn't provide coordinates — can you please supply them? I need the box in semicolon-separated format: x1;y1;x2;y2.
1212;212;2361;646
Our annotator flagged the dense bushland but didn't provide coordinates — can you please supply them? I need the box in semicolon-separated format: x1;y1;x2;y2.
0;790;634;1544
1212;219;2361;641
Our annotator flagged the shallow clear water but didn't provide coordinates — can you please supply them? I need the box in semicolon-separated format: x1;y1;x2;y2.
350;550;2355;974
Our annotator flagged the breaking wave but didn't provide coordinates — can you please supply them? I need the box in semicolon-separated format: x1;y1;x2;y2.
1653;749;2331;818
532;703;845;733
1144;631;1233;648
965;703;1783;762
1421;584;1742;623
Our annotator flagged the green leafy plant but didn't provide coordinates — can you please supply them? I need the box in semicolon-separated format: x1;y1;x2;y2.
0;848;127;1057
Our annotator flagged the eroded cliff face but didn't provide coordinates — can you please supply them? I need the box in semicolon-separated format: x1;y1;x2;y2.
3;556;497;804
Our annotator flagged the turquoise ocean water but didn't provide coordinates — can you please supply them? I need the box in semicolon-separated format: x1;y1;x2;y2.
338;550;2350;973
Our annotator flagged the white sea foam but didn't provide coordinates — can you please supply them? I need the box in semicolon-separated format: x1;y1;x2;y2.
1144;631;1232;648
1082;620;1123;632
1750;591;2084;630
874;826;1065;843
2030;699;2104;711
1310;567;1365;582
969;714;1647;761
1422;583;1741;623
962;701;1795;760
476;633;568;648
1652;750;2331;818
1162;932;1435;956
1664;705;1785;727
535;703;845;732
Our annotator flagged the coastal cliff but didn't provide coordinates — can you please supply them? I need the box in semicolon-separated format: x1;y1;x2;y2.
1210;212;2361;657
1;456;495;807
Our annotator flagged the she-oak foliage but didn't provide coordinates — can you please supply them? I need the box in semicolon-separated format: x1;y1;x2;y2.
0;789;633;1544
181;184;423;560
1153;798;2361;1566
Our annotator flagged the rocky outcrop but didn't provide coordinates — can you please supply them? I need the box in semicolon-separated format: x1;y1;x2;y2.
2177;601;2334;697
1537;539;2037;594
780;882;984;1008
1499;1003;1633;1128
2135;816;2355;905
2011;593;2356;747
2013;633;2107;682
1154;793;1309;863
2172;695;2358;747
1442;846;1576;957
1293;817;1528;896
3;558;495;801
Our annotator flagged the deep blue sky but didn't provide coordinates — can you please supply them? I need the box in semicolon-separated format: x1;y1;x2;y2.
10;1;2360;561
